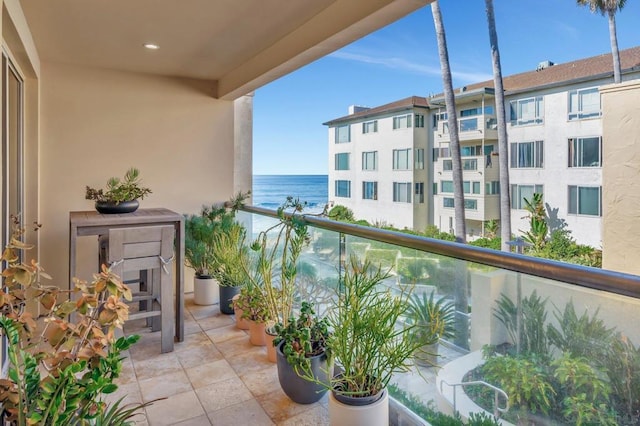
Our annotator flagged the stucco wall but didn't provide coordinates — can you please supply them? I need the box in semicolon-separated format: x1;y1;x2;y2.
39;61;248;289
600;80;640;274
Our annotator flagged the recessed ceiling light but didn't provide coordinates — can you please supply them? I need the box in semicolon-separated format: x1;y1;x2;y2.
143;43;159;50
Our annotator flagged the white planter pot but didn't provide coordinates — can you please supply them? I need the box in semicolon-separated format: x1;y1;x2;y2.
329;388;388;426
193;276;219;305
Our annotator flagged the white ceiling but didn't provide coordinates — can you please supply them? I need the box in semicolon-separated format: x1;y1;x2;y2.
18;0;429;99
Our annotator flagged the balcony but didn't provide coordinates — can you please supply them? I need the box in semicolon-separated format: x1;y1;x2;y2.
433;115;498;144
105;207;640;424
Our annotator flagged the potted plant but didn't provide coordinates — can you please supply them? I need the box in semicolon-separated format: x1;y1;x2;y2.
242;284;270;346
273;301;331;404
406;291;455;367
85;167;152;214
0;219;149;424
304;256;422;426
210;221;251;314
184;192;248;306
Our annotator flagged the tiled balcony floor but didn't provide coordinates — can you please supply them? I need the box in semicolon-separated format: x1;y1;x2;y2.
111;294;464;425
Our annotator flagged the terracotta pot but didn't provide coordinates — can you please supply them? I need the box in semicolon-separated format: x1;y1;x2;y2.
249;320;266;346
232;295;250;330
265;329;277;363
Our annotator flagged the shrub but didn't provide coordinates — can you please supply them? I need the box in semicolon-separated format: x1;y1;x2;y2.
327;204;354;222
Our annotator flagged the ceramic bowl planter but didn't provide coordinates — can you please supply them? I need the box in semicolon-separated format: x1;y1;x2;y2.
219;285;240;315
95;199;139;214
193;275;219;306
276;341;329;404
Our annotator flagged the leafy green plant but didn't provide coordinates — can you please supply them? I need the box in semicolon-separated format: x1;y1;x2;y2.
328;204;354;222
85;167;152;204
406;291;455;344
0;220;145;425
482;355;555;415
494;291;550;358
311;256;422;399
184;192;248;277
521;193;548;251
273;301;330;373
210;221;251;287
248;197;309;327
605;334;640;422
547;301;614;363
397;257;429;285
483;220;499;239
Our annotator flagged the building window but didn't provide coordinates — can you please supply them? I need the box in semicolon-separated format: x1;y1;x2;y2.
362;120;378;134
460;118;478;132
433;182;438;195
415;182;424;203
335;153;350;170
362;151;378;171
415;114;425;128
511;184;543;209
442;198;477;210
335;180;351;198
362;181;378;200
393;182;412;203
335;125;350;143
510;141;544;168
463;159;478;170
568;186;601;216
393;149;410;170
463;181;481;194
461;145;482;156
486;181;500;195
432;112;447;129
414;149;424;170
443;160;453;171
461;106;494;117
441;181;453;193
393;114;412;129
568;137;601;167
510;96;544;125
568;87;600;120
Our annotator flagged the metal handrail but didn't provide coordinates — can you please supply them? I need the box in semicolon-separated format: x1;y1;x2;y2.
440;379;509;418
241;205;640;299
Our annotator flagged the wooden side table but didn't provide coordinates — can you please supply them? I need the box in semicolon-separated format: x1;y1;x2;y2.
69;208;185;342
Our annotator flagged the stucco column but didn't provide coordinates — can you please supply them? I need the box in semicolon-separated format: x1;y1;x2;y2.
234;93;253;199
600;81;640;275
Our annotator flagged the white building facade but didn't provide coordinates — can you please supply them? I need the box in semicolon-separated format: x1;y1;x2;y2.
326;47;640;247
325;98;431;231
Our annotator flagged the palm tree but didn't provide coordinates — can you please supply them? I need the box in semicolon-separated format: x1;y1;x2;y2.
431;0;469;349
431;0;466;244
577;0;627;83
484;0;512;251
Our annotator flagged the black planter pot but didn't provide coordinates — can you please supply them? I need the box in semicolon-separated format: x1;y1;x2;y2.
219;286;240;314
332;374;385;406
95;200;139;214
276;340;329;404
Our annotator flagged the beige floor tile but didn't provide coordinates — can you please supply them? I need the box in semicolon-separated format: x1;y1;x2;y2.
177;344;224;369
195;376;254;412
188;304;221;320
129;340;168;362
205;324;247;344
184;317;203;335
174;415;212;425
185;359;238;389
116;356;138;385
278;404;329;426
255;387;319;423
196;314;235;331
133;352;183;380
139;370;193;402
213;334;257;358
239;363;280;397
174;331;214;352
208;398;274;425
105;381;143;407
145;390;206;426
226;346;273;376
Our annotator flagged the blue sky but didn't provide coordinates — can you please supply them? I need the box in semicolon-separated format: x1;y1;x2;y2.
253;0;640;175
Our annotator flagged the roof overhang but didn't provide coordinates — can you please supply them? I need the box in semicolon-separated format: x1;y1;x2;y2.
429;87;495;107
18;0;431;100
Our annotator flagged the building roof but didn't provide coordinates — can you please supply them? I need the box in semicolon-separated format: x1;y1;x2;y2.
434;45;640;101
324;95;429;125
326;46;640;121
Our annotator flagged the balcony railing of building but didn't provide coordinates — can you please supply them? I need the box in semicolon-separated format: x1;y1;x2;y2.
240;205;640;425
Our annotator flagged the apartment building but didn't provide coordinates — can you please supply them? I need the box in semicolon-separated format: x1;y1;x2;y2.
325;97;430;230
327;46;640;247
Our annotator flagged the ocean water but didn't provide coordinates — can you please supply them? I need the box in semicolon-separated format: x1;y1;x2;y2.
252;175;328;213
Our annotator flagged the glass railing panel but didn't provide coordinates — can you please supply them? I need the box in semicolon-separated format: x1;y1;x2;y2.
240;207;640;425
